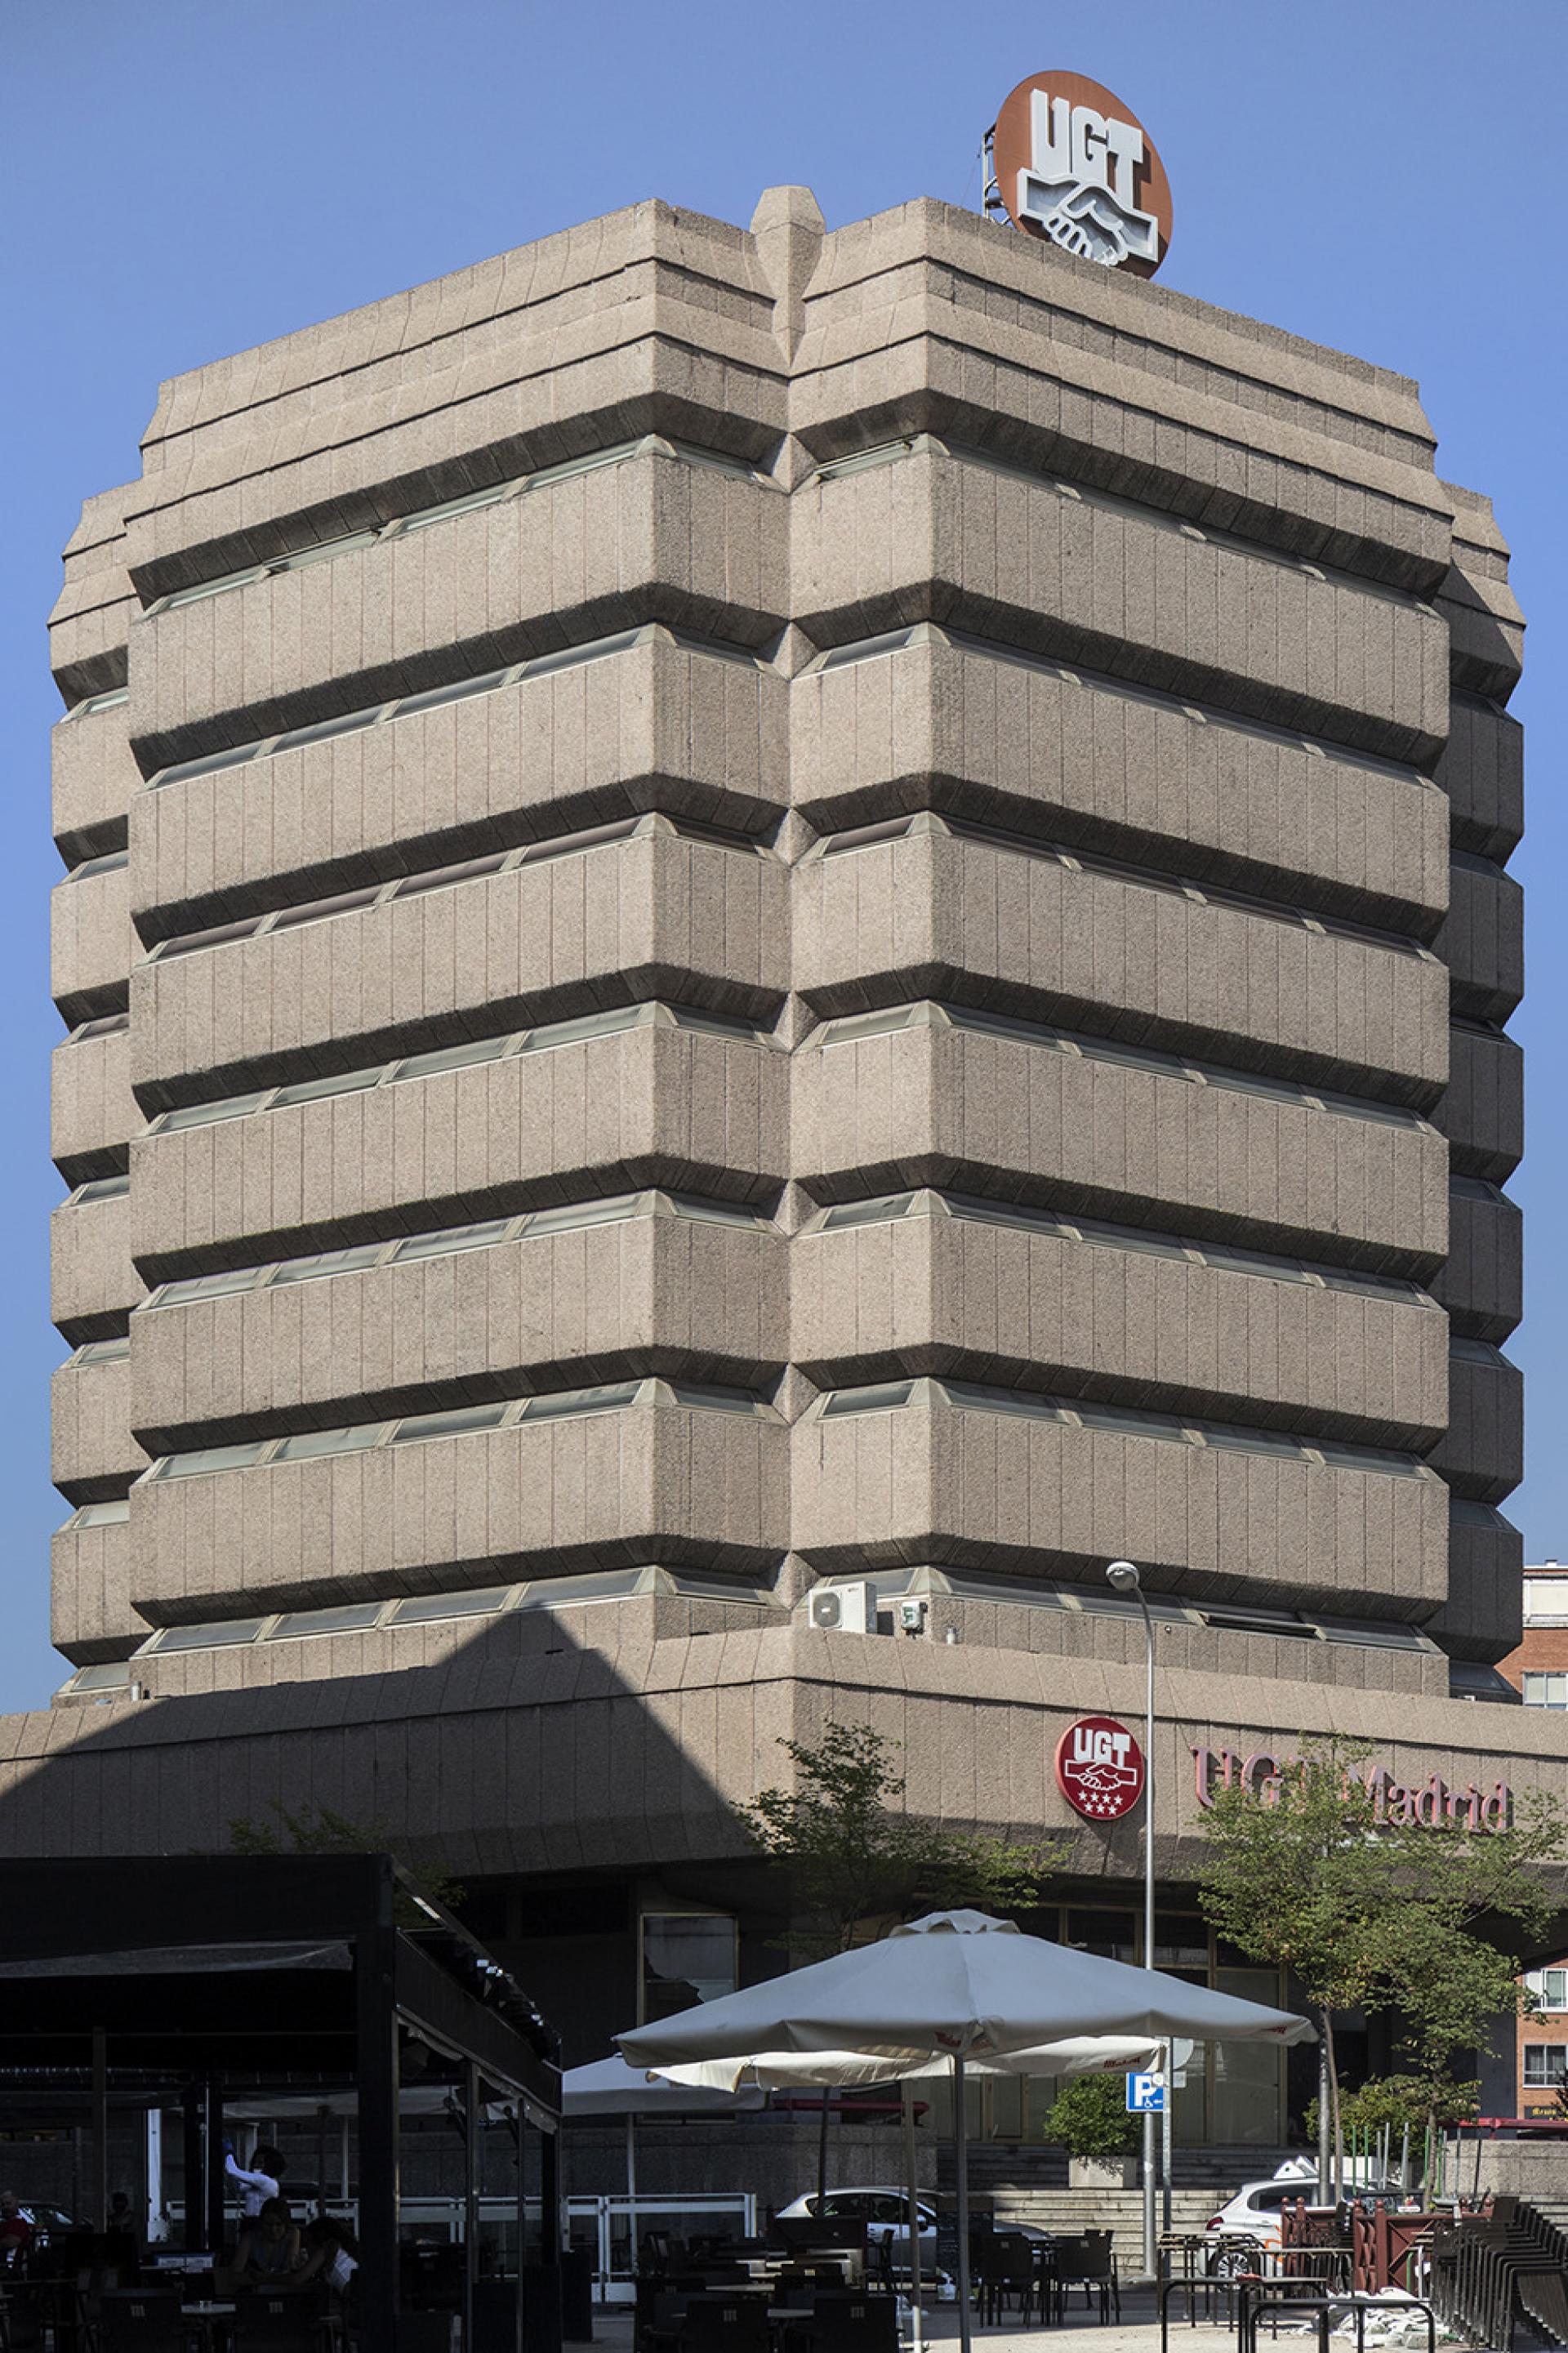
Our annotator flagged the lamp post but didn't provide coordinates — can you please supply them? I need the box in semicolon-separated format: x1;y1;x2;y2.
1107;1559;1158;2283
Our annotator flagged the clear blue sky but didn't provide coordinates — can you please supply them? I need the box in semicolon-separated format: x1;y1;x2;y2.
0;0;1562;1713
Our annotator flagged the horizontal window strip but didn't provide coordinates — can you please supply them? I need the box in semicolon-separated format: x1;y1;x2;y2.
145;1000;777;1138
142;1377;777;1482
813;1562;1437;1652
813;1000;1429;1131
145;812;771;964
813;1376;1434;1477
814;810;1434;960
143;623;764;791
811;1189;1432;1306
806;619;1435;791
144;1190;773;1308
140;437;768;617
51;1563;782;1685
808;435;1435;615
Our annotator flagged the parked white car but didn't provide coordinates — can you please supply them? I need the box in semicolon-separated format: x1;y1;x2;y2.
777;2187;938;2264
777;2186;1050;2266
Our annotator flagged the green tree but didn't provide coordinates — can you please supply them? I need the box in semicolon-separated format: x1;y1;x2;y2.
1366;1794;1559;2154
1194;1738;1391;2181
1195;1739;1561;2188
741;1719;1064;1959
229;1801;465;1930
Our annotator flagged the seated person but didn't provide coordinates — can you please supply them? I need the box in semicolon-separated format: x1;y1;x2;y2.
232;2197;301;2284
294;2213;359;2296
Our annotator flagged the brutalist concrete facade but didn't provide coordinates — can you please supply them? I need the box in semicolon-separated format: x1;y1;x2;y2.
24;186;1557;2140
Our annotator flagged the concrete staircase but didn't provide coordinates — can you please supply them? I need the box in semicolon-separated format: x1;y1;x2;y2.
943;2146;1308;2266
984;2188;1223;2265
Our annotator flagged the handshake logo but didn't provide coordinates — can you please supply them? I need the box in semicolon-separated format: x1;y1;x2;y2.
1014;87;1163;271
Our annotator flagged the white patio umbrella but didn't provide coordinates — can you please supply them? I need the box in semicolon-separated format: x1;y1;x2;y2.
649;2034;1164;2353
619;1911;1314;2353
562;2054;766;2293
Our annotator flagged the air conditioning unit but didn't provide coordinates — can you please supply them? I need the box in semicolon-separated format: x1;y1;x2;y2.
808;1581;876;1634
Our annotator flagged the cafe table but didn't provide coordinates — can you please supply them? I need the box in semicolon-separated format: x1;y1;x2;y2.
181;2298;238;2351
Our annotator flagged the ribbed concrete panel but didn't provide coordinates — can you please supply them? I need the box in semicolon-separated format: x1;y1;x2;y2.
1433;1187;1521;1342
791;1399;1447;1620
793;450;1450;763
51;1357;143;1502
51;1031;138;1183
792;310;1450;590
792;1025;1449;1267
794;832;1447;1101
1439;860;1523;1024
131;1218;787;1446
1432;1507;1524;1662
51;1513;137;1665
131;836;789;1104
51;1195;141;1342
53;702;135;864
131;1027;786;1275
1432;1353;1523;1504
48;483;136;706
133;638;786;922
132;457;786;763
1438;697;1523;862
788;638;1448;930
129;1402;789;1620
50;866;135;1026
791;1216;1446;1446
1435;1025;1523;1183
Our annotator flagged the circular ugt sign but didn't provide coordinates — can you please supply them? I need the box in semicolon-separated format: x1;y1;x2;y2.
991;71;1172;279
1055;1715;1146;1822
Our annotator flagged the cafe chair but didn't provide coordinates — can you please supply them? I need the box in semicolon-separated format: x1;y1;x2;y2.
786;2288;899;2353
96;2288;189;2351
234;2287;335;2348
975;2232;1040;2327
674;2293;774;2353
1051;2233;1120;2324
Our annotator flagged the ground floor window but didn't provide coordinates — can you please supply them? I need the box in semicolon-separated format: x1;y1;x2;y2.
639;1912;737;2023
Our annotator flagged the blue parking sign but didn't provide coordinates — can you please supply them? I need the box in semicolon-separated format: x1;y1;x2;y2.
1126;2072;1165;2112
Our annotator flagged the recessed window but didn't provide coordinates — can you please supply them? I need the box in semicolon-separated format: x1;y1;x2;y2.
390;1220;513;1263
270;1069;380;1110
70;1173;131;1204
267;1602;385;1639
274;1424;387;1463
155;1442;268;1479
390;1402;510;1445
65;849;129;883
149;1619;268;1651
387;1587;513;1626
641;1914;737;2024
1524;1673;1568;1710
520;1382;643;1422
269;1243;386;1286
269;885;381;931
73;1498;131;1528
390;1037;510;1083
154;1267;261;1308
1525;2045;1568;2086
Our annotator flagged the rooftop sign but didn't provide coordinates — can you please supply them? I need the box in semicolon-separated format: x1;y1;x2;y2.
989;71;1171;278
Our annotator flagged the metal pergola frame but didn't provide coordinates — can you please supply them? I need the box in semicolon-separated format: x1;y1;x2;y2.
0;1854;564;2351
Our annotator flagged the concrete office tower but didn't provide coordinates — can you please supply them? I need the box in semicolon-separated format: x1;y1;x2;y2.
36;186;1542;2141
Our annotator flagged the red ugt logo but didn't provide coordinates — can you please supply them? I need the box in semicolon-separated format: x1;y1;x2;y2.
1055;1715;1146;1822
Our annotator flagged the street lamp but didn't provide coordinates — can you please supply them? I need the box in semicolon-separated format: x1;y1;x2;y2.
1107;1560;1160;2281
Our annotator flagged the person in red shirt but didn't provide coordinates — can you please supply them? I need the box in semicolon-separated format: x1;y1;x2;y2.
0;2192;33;2271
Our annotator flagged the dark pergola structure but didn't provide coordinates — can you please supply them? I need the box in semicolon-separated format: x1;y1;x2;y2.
0;1855;564;2351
